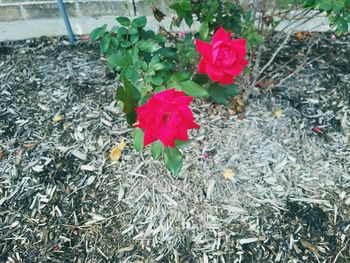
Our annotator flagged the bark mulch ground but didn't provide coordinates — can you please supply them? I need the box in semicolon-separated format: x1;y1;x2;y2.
0;34;349;262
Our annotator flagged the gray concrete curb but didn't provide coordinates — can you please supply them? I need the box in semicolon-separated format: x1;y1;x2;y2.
0;16;194;42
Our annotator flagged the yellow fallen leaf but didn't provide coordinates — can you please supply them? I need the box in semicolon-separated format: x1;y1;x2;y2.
295;31;311;40
274;109;283;118
0;149;6;159
53;114;63;123
236;95;244;106
223;168;235;181
109;140;126;161
234;95;245;113
22;143;36;149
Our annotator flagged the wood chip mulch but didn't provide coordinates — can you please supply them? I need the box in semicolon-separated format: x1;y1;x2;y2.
0;35;349;262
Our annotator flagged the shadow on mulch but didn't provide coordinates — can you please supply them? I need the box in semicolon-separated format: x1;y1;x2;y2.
226;200;348;263
262;33;350;133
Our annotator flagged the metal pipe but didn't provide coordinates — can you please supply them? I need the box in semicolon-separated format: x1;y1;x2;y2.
57;0;75;43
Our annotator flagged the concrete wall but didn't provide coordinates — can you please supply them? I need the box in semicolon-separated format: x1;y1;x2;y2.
0;0;172;21
0;0;332;42
0;0;177;41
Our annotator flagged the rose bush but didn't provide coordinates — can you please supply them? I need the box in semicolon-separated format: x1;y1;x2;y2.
90;0;350;176
89;5;251;176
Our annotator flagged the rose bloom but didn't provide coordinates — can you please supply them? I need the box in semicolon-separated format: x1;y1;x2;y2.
196;27;249;85
135;89;199;148
82;35;90;42
178;31;186;39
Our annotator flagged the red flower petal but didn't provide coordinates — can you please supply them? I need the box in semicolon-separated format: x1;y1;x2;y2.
212;27;231;44
232;44;247;60
173;96;193;106
153;88;176;100
224;65;244;75
144;129;158;146
218;74;235;85
231;39;246;46
195;39;212;57
206;63;224;81
175;126;188;142
158;129;177;147
198;58;208;74
189;121;200;129
166;112;182;127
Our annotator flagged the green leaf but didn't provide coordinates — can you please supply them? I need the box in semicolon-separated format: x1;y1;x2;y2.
173;0;192;11
170;0;192;27
169;81;183;91
142;30;156;40
303;0;317;7
158;70;172;83
180;80;208;98
206;0;220;21
151;141;163;160
154;86;166;93
125;68;139;83
184;13;193;27
116;16;131;27
163;147;183;176
160;48;177;58
253;32;263;44
199;22;209;40
107;53;124;68
130;34;139;44
120;41;132;48
138;82;152;95
131;16;147;28
316;0;332;11
117;27;128;35
333;1;345;14
141;61;148;71
192;74;209;84
126;112;137;125
171;72;190;82
133;128;144;152
151;63;167;71
110;36;119;50
100;33;111;53
335;17;349;34
152;76;163;85
208;83;239;105
136;40;162;53
181;0;192;10
89;24;107;43
116;76;141;125
175;140;191;148
184;32;193;44
129;48;139;64
129;27;138;35
138;94;151;105
154;35;166;44
109;51;132;70
244;10;252;22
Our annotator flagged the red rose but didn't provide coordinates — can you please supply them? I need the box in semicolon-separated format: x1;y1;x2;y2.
135;89;199;148
196;27;249;85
